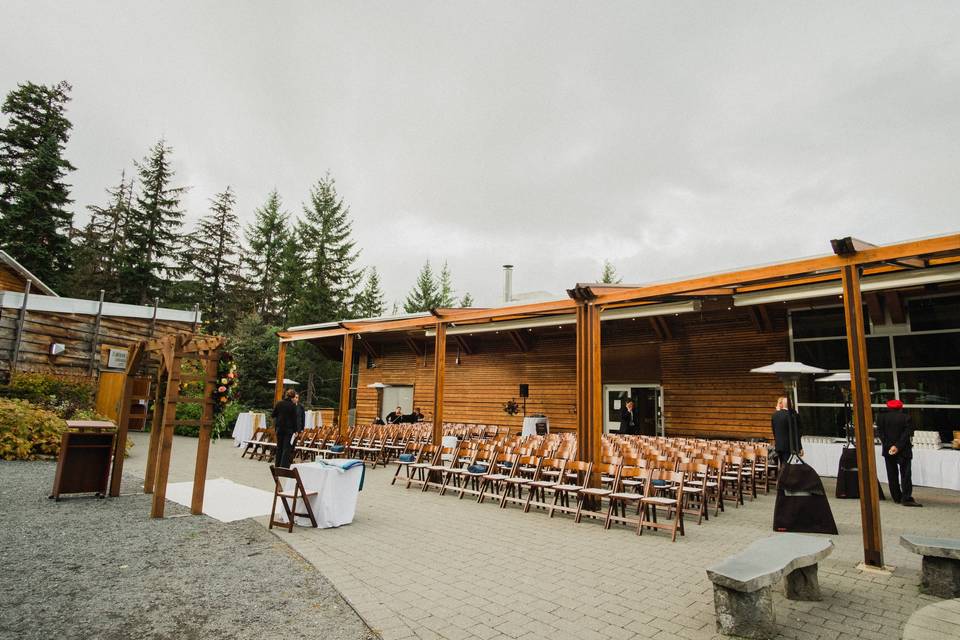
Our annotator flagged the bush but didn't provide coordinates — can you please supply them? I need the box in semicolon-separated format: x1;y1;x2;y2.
0;398;66;460
0;373;96;419
172;401;245;439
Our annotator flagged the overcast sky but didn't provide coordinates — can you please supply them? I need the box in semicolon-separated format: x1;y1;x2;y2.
3;1;959;309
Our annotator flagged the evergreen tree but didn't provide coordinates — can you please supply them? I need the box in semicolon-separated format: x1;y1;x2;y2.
0;81;75;291
353;267;386;318
274;236;303;327
600;259;622;284
243;189;289;320
228;312;280;409
460;292;474;308
404;260;440;312
126;138;187;304
290;174;360;326
437;261;456;307
184;187;241;332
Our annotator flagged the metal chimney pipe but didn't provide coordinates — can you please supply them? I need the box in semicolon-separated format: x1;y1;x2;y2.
503;264;514;303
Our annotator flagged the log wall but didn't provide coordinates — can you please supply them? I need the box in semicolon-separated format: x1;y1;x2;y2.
354;307;789;441
0;265;27;293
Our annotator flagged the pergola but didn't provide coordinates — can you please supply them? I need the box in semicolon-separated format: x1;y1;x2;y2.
275;233;960;568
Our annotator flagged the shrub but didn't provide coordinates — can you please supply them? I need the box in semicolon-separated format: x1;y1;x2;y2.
0;373;96;419
0;398;67;460
172;401;244;439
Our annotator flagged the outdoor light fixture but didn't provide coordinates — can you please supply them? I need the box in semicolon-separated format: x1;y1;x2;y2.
49;343;65;356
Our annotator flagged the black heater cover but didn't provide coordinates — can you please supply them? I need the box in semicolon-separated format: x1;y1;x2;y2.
773;460;839;535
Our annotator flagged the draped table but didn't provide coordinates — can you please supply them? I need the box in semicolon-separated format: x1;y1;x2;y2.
232;412;265;447
801;439;960;491
304;410;323;429
276;459;364;528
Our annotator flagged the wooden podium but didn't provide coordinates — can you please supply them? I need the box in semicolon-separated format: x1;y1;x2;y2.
50;421;117;501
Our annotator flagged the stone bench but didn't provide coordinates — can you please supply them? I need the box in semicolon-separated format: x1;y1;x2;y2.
706;533;834;639
900;535;960;598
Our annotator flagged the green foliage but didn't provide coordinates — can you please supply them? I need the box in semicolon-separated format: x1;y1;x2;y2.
600;260;622;284
0;398;66;460
229;312;280;409
353;267;386;318
460;292;474;308
404;260;440;312
0;80;75;291
216;401;244;439
437;261;455;307
0;373;95;419
243;189;290;322
173;402;203;436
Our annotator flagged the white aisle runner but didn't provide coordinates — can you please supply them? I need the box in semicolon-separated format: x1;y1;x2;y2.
163;478;275;522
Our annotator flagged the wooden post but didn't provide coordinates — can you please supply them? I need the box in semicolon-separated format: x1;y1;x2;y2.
337;334;354;438
109;342;144;497
10;281;30;375
148;297;159;337
273;341;287;404
151;337;183;518
575;301;602;466
191;303;200;332
88;289;105;376
432;323;447;444
191;347;219;514
143;360;166;494
841;264;884;568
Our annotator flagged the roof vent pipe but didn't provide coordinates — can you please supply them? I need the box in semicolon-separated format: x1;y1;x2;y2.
503;265;514;303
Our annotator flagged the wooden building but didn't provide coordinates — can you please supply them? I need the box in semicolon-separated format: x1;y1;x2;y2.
276;235;960;449
0;250;58;296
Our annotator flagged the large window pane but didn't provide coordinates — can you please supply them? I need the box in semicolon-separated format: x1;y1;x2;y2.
797;372;894;404
798;406;846;438
909;295;960;331
792;307;870;339
903;407;960;443
867;337;892;368
894;333;960;368
897;370;960;405
794;340;849;370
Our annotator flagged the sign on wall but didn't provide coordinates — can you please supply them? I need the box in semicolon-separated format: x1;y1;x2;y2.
106;347;129;370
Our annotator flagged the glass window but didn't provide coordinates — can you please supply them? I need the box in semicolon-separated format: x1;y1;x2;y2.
798;406;846;438
909;295;960;331
904;407;960;443
867;337;892;369
896;370;960;405
797;372;894;404
894;333;960;368
794;340;849;370
792;307;869;339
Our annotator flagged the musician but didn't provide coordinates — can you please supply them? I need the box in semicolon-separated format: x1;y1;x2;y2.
411;407;424;422
386;405;403;424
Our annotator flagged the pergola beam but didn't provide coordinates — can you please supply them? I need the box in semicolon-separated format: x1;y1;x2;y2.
337;334;354;437
432;323;447;444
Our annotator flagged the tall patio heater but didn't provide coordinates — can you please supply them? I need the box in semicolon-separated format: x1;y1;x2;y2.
751;361;838;534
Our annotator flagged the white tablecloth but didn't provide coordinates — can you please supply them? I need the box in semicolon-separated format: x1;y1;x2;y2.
276;460;363;528
521;416;549;436
232;412;265;447
304;410;323;428
802;441;960;490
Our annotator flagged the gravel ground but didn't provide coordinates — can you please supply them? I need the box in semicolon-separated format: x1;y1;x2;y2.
0;461;377;640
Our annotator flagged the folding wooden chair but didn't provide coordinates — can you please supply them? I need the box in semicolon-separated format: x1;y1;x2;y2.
574;461;618;523
240;427;267;459
456;445;500;500
268;465;318;533
721;455;745;508
422;442;461;492
639;469;685;542
499;454;540;509
477;451;517;504
605;463;645;530
677;461;709;525
524;457;566;513
406;444;439;490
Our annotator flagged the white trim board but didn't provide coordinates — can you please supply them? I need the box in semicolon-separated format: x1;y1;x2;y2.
0;291;199;323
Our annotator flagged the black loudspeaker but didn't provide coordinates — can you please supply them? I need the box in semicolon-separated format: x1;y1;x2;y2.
519;384;529;398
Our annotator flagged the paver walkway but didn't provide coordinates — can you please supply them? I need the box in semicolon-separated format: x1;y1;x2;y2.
124;433;960;639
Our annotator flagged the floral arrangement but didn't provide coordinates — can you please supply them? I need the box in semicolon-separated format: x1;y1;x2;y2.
212;352;238;414
503;398;521;416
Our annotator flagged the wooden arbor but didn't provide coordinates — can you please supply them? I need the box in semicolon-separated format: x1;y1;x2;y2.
111;333;225;518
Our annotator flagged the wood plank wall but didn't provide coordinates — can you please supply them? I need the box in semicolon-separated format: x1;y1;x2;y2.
0;310;194;380
0;265;27;293
354;307;789;441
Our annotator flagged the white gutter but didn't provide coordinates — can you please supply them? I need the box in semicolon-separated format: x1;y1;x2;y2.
286;311;432;332
733;264;960;307
0;292;200;323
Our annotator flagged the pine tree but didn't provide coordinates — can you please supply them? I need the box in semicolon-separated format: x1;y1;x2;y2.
228;312;280;409
290;174;360;326
404;260;440;312
184;187;241;332
437;261;456;307
274;236;303;327
0;81;75;291
460;292;474;308
126;138;187;304
600;259;622;284
243;189;289;320
353;267;386;318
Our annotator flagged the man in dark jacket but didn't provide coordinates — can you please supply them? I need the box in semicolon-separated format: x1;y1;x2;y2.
293;392;306;433
271;389;298;468
772;397;802;463
877;399;919;506
619;400;638;435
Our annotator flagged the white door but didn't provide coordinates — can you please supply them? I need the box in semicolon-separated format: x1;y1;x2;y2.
381;385;414;420
602;384;664;435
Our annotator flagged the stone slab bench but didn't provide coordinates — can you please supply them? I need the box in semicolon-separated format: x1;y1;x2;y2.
900;535;960;598
706;533;834;639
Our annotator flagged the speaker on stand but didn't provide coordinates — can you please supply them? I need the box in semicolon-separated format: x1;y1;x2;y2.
519;384;529;416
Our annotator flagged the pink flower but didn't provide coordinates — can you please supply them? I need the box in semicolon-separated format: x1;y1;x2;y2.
218;386;226;393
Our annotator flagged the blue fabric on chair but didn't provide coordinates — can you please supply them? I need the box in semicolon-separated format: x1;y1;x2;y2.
652;479;669;487
330;444;345;453
467;464;488;474
398;453;415;463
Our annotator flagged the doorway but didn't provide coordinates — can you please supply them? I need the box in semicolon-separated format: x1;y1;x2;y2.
380;385;414;421
603;384;663;435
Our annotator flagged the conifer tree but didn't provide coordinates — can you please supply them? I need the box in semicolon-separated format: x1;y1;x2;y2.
243;189;289;319
437;261;456;307
0;81;75;291
460;292;474;308
404;260;440;312
353;267;386;318
126;139;188;304
274;236;303;326
290;174;360;325
600;259;622;284
184;187;241;332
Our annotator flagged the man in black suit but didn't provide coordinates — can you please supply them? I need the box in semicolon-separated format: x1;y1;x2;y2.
772;397;802;463
619;400;638;435
293;392;306;433
386;405;403;424
878;399;920;506
271;389;298;468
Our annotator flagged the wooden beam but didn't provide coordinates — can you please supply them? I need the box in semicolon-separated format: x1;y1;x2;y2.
575;302;602;467
864;293;885;326
191;348;219;515
151;334;185;518
109;341;146;497
10;280;30;374
453;334;474;355
273;341;287;404
404;337;424;357
356;336;378;360
648;317;665;340
87;289;105;376
656;316;673;340
432;323;447;444
142;359;166;494
831;236;925;268
506;330;529;353
885;291;906;324
337;334;354;438
841;265;884;568
746;305;774;333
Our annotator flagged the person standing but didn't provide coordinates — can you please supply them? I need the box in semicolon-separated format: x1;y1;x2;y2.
620;399;638;435
293;392;306;433
271;389;298;468
772;397;802;463
877;399;920;506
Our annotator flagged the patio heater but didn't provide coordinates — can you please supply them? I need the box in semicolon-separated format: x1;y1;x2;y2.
751;361;838;534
